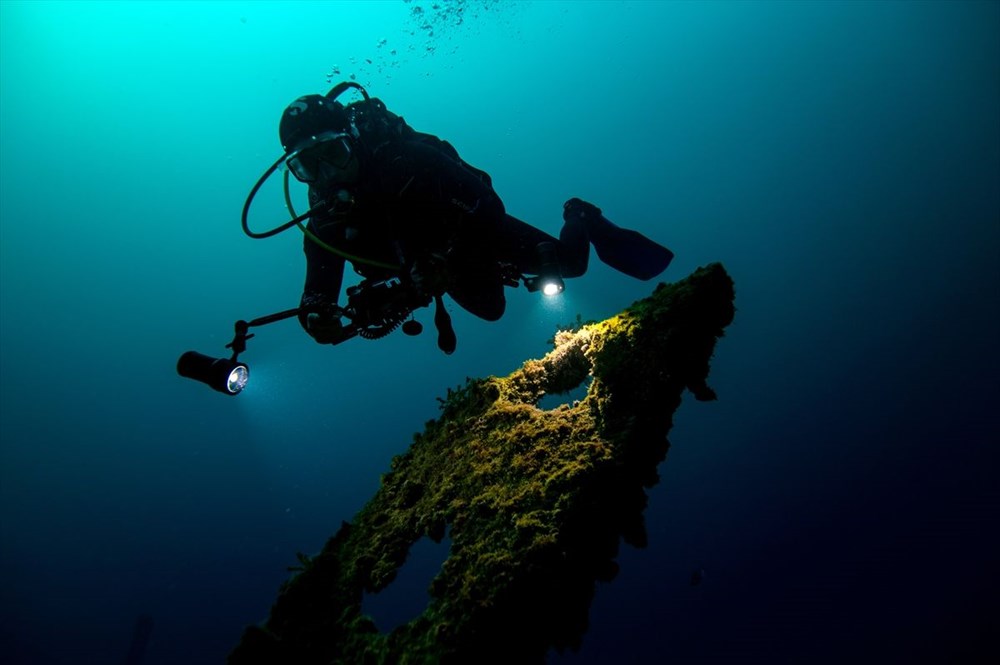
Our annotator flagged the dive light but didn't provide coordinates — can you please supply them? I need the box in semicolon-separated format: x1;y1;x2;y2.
177;352;249;395
542;281;564;297
177;310;301;396
524;242;565;296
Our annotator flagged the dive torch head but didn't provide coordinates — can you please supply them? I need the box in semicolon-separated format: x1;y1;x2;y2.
524;241;564;296
177;351;249;395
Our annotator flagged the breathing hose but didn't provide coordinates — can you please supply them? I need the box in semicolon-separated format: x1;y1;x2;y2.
280;169;400;271
357;315;406;340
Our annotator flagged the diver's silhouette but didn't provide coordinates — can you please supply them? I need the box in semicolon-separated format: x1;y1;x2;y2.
243;82;674;354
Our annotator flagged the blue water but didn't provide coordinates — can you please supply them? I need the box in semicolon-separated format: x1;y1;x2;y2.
1;1;997;663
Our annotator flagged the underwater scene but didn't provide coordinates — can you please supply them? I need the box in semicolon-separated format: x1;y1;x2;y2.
1;1;997;663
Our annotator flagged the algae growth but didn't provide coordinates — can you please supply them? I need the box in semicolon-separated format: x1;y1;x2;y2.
229;263;736;664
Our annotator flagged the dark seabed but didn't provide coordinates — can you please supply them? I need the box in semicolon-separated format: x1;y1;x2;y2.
1;1;997;663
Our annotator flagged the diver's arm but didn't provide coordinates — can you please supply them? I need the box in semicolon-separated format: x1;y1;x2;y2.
300;186;347;301
301;231;345;301
298;223;346;340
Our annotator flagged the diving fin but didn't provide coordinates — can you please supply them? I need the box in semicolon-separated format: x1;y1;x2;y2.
564;198;674;281
591;225;674;280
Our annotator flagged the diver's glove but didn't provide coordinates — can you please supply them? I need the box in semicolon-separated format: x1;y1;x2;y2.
300;292;345;344
306;313;345;344
408;253;450;297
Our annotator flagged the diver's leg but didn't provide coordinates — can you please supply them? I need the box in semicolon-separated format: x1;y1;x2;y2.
563;198;674;281
446;248;507;321
497;214;588;277
493;202;673;283
556;212;589;278
447;275;506;321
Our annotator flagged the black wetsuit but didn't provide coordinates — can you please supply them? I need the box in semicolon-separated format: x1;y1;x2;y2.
300;131;591;323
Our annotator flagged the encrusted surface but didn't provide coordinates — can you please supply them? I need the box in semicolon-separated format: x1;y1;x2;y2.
229;263;736;664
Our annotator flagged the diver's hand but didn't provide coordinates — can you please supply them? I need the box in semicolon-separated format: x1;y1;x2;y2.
409;254;449;297
300;292;345;344
305;312;345;344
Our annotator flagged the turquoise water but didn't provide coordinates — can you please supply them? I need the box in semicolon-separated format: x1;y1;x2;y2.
1;1;997;663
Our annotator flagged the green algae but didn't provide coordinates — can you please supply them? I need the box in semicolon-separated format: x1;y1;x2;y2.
229;263;736;664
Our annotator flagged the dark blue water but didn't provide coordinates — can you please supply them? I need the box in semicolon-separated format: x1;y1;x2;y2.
1;2;997;663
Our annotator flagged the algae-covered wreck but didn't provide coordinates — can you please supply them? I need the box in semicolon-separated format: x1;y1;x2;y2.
229;263;736;664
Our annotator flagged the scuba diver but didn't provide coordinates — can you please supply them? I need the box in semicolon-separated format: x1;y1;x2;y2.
243;82;674;354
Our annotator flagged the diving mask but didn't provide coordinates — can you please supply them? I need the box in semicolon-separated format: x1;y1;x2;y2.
286;131;355;183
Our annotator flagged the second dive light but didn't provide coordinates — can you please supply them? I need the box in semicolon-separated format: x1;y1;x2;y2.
524;242;565;296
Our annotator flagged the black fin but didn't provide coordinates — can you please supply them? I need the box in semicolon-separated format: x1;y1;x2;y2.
589;218;674;281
